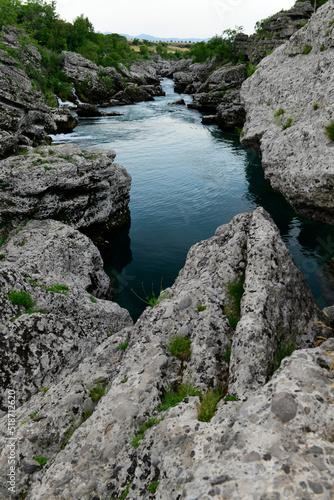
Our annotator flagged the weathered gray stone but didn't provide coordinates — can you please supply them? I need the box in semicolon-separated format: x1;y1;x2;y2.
271;392;298;422
0;208;330;499
51;108;78;133
241;2;334;224
0;220;132;409
0;143;131;242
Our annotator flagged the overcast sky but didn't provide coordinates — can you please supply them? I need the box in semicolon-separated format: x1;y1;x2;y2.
56;0;298;39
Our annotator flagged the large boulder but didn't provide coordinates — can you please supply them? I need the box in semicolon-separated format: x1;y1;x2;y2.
0;219;132;410
241;1;334;224
0;208;329;499
51;108;78;133
0;143;131;244
0;26;57;156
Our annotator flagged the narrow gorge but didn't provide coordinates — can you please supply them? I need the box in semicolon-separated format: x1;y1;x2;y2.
0;2;333;499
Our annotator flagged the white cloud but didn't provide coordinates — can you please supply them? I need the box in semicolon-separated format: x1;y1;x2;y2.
56;0;297;39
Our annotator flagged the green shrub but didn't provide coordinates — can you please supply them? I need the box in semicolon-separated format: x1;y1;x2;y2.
197;389;224;422
320;45;325;52
313;103;319;110
89;383;107;403
325;121;334;141
0;254;4;260
282;118;292;130
90;296;97;303
274;108;285;117
8;290;35;309
157;382;201;412
119;339;129;351
119;483;131;500
302;45;312;55
32;456;49;467
166;335;191;361
197;304;206;311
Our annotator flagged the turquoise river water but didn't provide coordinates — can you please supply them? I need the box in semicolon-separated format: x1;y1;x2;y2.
53;78;334;320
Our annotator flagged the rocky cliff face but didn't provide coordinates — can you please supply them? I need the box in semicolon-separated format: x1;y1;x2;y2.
0;208;331;499
235;1;314;64
0;143;131;244
0;219;132;410
241;1;334;225
0;27;57;157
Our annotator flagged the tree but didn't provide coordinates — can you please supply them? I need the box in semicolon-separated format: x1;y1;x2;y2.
68;14;94;51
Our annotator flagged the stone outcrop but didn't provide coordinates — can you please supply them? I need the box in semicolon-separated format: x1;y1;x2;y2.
0;208;330;499
51;108;78;133
0;27;57;156
75;103;123;117
235;1;314;64
241;1;334;224
0;143;131;243
0;219;132;410
62;51;164;106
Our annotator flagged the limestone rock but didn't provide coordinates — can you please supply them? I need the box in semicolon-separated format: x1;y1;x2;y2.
75;103;123;117
235;1;314;64
241;1;334;224
0;143;131;243
0;220;132;410
0;26;57;156
51;108;78;133
0;208;329;499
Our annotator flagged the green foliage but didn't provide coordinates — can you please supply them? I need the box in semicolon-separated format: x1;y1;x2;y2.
131;417;163;448
320;45;325;51
223;345;232;364
32;456;49;467
313;103;319;110
197;388;224;422
224;276;245;328
89;383;107;403
325;121;334;141
197;304;207;311
147;482;159;493
247;63;258;77
119;339;129;351
166;335;191;361
224;394;238;401
43;283;69;295
90;296;97;303
119;483;131;500
0;254;4;260
157;382;201;412
189;26;244;64
302;45;312;55
8;289;35;309
282;117;292;130
131;279;168;308
41;387;49;395
274;108;285;117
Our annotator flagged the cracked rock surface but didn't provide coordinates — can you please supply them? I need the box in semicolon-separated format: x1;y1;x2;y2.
0;208;331;499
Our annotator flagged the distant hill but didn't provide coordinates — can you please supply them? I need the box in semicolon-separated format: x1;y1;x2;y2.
104;32;206;43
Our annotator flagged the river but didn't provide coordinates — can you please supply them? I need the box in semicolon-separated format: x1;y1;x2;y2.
53;78;334;320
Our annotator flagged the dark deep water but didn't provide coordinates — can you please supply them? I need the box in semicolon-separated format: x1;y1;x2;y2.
52;78;334;320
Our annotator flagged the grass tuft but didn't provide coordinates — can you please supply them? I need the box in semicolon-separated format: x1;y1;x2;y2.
131;416;163;449
32;456;49;467
147;482;159;493
197;389;224;422
89;383;107;403
166;335;191;361
157;382;201;412
224;276;245;329
8;290;35;309
325;121;334;141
